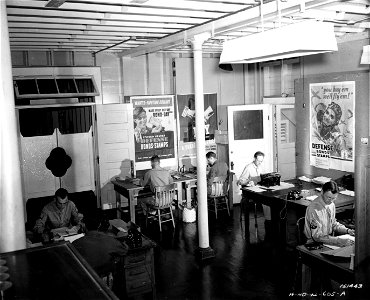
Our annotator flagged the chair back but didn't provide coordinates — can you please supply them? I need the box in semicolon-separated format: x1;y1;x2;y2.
154;183;176;208
210;176;228;197
296;217;307;245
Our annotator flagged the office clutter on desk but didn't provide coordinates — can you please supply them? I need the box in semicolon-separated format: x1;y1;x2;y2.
312;176;332;185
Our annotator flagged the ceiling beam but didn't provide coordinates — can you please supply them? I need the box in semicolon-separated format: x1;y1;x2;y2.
119;0;338;57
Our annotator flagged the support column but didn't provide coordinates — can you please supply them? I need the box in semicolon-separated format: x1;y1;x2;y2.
191;33;215;260
0;1;26;252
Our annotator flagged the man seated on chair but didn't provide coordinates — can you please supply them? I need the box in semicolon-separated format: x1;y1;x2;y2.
206;151;229;196
237;151;272;225
304;180;355;247
140;155;173;214
34;188;86;241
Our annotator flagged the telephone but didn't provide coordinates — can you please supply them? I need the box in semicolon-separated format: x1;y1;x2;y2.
287;190;303;200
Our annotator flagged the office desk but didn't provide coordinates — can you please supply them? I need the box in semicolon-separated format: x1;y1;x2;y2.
297;245;354;294
0;242;119;300
112;174;197;223
241;179;355;244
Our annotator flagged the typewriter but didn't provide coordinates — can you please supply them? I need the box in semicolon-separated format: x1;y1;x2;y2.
259;172;281;187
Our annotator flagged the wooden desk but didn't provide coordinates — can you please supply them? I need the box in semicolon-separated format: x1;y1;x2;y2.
112;174;197;223
297;245;354;295
242;179;355;244
0;242;119;300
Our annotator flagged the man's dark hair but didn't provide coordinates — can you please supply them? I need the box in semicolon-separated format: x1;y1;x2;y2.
55;188;68;199
206;151;216;159
322;181;338;194
254;151;265;159
151;155;160;163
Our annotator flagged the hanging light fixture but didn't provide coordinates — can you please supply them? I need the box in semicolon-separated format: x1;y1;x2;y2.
220;20;338;64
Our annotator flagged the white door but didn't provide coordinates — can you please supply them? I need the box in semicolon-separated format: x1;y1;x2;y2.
96;104;135;209
275;105;296;180
228;104;273;203
58;128;95;193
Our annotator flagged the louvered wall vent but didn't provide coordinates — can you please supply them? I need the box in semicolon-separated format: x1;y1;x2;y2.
14;76;99;106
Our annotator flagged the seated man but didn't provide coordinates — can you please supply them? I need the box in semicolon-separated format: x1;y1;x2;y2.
304;181;355;247
238;151;271;222
140;155;173;214
206;151;229;195
34;188;85;239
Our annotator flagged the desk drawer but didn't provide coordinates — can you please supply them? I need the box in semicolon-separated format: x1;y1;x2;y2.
125;265;149;279
124;251;151;267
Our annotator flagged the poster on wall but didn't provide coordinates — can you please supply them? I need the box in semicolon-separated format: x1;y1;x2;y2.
309;81;355;172
130;95;176;170
177;93;217;168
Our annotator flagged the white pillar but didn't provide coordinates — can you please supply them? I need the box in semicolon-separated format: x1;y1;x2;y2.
0;1;26;252
191;33;214;259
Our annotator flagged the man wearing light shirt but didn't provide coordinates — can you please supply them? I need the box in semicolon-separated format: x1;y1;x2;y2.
238;151;271;221
304;180;355;246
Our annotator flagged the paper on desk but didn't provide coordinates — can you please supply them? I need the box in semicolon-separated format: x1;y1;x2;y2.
245;186;266;193
312;176;332;185
298;176;312;182
306;195;318;201
64;233;85;243
270;182;295;191
320;245;354;258
323;244;340;250
340;190;355;197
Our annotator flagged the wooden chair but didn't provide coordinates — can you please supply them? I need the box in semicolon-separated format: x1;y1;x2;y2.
208;176;230;219
146;183;176;232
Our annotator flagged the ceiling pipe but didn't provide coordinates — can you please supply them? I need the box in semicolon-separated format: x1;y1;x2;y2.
94;37;134;55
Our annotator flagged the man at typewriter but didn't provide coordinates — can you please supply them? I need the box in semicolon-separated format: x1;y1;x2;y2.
238;151;271;223
237;151;265;186
206;151;229;195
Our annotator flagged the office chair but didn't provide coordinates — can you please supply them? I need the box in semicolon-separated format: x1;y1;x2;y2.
296;217;307;245
207;176;230;219
146;183;176;232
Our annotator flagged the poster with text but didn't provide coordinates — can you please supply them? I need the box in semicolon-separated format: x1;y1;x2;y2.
131;95;176;169
309;81;355;172
177;93;217;169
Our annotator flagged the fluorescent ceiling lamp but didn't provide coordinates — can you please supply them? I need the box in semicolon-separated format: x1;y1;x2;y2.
220;21;338;64
360;45;370;65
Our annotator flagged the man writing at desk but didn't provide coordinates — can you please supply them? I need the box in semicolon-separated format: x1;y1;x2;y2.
304;181;355;247
34;188;85;239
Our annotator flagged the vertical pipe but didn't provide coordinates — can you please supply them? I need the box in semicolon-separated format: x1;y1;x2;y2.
0;1;26;252
191;33;211;250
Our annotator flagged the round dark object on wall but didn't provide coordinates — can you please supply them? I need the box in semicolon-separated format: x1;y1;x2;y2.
45;147;72;177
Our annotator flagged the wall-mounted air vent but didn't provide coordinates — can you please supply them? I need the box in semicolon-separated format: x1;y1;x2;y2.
14;76;99;106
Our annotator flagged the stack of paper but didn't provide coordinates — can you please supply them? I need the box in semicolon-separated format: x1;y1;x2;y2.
340;190;355;197
245;186;266;193
306;195;318;201
312;176;332;185
321;245;354;258
298;176;312;182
